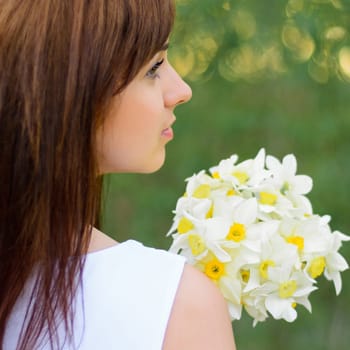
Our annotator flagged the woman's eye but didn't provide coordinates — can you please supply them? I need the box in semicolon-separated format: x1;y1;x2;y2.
146;58;164;79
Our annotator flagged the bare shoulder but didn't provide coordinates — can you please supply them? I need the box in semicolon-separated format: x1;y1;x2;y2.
162;264;236;350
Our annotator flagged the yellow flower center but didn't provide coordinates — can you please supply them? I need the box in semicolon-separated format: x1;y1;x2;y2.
259;192;278;205
226;189;236;196
205;258;225;280
279;280;297;298
292;302;297;308
212;171;220;179
188;234;206;256
233;171;249;184
240;269;250;283
226;223;246;242
286;236;304;251
177;217;194;234
193;184;211;198
259;260;275;279
308;256;326;279
206;204;214;218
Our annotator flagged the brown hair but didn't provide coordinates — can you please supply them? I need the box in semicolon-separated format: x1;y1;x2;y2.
0;0;175;348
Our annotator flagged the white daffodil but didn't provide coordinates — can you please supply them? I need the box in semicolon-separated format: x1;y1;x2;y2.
189;215;258;264
266;153;313;197
242;294;268;326
279;217;329;257
260;265;316;322
254;184;294;219
261;234;298;273
172;196;212;222
231;148;269;188
168;233;206;264
167;209;210;262
185;170;218;199
278;216;348;295
241;232;299;298
209;154;239;181
323;230;350;295
166;199;208;241
216;198;262;254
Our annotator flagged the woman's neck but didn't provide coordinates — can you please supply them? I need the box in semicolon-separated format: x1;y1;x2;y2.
88;227;119;253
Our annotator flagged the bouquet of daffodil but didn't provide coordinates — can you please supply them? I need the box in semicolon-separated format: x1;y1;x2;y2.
167;149;349;325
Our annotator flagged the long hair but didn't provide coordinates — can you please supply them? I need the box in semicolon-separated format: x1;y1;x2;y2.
0;0;175;348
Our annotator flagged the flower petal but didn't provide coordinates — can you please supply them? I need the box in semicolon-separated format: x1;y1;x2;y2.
292;175;313;194
234;198;258;225
283;154;297;176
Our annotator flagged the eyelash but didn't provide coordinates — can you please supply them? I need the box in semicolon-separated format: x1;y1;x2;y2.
146;58;164;79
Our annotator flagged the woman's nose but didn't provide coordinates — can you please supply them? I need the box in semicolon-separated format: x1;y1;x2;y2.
164;65;192;108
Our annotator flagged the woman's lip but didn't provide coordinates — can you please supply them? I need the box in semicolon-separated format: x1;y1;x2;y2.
161;127;174;139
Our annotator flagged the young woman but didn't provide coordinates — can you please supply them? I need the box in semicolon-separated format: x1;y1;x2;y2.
0;0;236;349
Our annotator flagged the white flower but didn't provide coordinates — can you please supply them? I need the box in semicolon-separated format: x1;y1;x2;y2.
266;153;313;196
213;198;262;254
243;233;300;293
278;216;350;294
243;294;269;326
279;216;330;257
167;149;349;324
185;170;218;199
323;230;350;294
261;266;316;322
209;155;239;181
254;184;294;219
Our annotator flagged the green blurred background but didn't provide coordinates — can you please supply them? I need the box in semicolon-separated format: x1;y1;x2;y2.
101;0;350;349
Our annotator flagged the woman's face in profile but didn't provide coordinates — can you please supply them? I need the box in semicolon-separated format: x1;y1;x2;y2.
96;49;192;174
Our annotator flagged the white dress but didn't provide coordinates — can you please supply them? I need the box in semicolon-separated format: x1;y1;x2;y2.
4;240;186;349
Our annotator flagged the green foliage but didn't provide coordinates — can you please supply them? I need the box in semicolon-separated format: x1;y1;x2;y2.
172;0;350;84
102;1;350;349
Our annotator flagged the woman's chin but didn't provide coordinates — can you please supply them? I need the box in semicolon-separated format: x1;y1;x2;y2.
98;149;167;175
139;154;166;174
